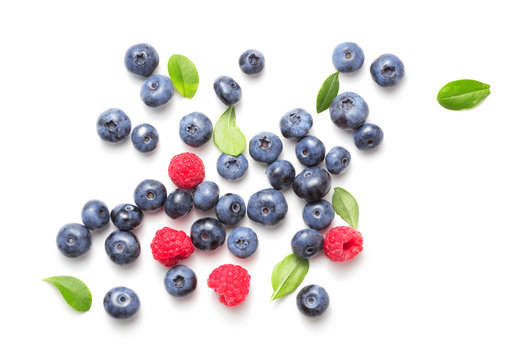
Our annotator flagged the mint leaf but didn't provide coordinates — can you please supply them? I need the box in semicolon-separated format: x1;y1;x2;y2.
437;79;490;110
213;106;246;156
332;187;359;228
43;276;92;312
271;254;309;301
316;72;339;113
167;54;199;99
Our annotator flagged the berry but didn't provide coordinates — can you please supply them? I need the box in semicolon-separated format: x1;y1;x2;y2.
103;286;140;319
354;123;384;151
207;264;250;306
249;132;283;164
370;53;405;87
295;135;326;167
325;146;351;175
81;200;109;230
105;230;141;265
217;153;248;181
164;265;197;298
303;200;334;230
164;189;193;219
279;108;313;139
296;284;329;317
179;112;213;147
291;229;324;259
124;43;159;77
239;49;265;75
332;42;364;73
292;167;332;202
110;203;143;231
214;76;242;106
329;92;369;130
190;217;226;251
56;223;92;258
140;74;173;107
97;108;131;143
193;181;219;211
266;160;295;190
227;227;258;259
133;179;167;212
131;123;159;152
168;152;205;189
324;226;363;262
150;227;194;267
215;193;246;226
247;188;288;226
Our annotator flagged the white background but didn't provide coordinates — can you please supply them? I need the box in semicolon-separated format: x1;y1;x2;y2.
1;0;517;358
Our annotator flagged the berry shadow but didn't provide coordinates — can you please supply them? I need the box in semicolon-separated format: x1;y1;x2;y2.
326;254;365;280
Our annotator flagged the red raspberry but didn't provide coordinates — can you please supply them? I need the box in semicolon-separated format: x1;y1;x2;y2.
150;227;194;266
207;264;251;306
168;152;205;189
324;226;363;262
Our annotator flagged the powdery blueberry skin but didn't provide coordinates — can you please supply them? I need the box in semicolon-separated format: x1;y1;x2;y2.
97;108;131;143
103;286;140;319
247;188;288;226
291;229;324;259
179;112;213;147
131;123;159;152
303;199;335;230
124;43;159;77
140;74;173;108
214;76;242;106
295;135;326;167
249;131;283;164
133;179;167;212
193;181;219;211
292;167;332;202
332;42;365;73
353;123;384;151
325;146;351;175
266;160;295;190
81;200;110;230
164;189;193;219
217;153;249;181
279;108;313;139
227;227;258;259
296;284;329;317
190;217;226;251
105;230;141;265
329;92;369;130
56;223;92;258
370;53;405;87
239;49;265;75
164;264;197;298
215;193;246;226
110;204;143;231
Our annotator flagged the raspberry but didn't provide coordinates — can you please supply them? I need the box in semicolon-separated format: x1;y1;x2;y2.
150;227;194;267
207;264;251;306
168;152;205;189
324;226;363;262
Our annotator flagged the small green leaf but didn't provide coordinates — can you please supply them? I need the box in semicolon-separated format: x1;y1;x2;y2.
316;72;339;113
271;254;309;301
332;187;359;228
437;79;490;110
213;106;246;156
167;54;199;99
43;276;92;312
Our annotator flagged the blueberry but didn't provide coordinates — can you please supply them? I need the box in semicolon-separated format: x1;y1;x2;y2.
329;92;369;130
124;43;159;77
164;264;197;298
179;112;213;147
193;181;219;211
81;200;109;230
214;76;242;106
291;229;324;259
131;123;159;152
103;286;140;319
266;160;295;190
56;223;92;258
227;227;258;259
353;123;384;150
370;53;405;87
105;230;141;265
215;193;246;226
332;42;364;73
110;203;143;231
249;132;283;164
325;146;351;175
303;200;334;230
279;108;313;139
247;188;288;226
133;179;167;212
239;49;265;75
292;167;332;202
140;74;173;108
190;217;226;251
164;189;193;219
295;135;326;167
97;108;131;143
296;284;329;317
217;153;248;181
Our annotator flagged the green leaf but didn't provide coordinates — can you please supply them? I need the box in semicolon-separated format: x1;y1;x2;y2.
213;106;246;156
316;72;339;113
43;276;92;312
437;79;490;110
271;254;309;301
167;54;199;99
332;187;359;228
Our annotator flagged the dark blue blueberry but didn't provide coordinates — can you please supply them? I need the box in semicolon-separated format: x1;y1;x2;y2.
292;167;332;202
249;132;283;164
190;217;226;251
81;200;109;230
124;43;159;77
332;42;364;73
193;181;219;211
164;264;197;298
105;230;141;265
329;92;369;130
291;229;324;259
97;108;131;143
279;108;313;139
296;284;329;317
370;53;405;87
215;193;246;226
131;123;159;152
247;188;288;226
217;153;248;181
214;76;242;106
164;189;193;219
295;135;326;167
353;123;384;150
110;204;143;231
266;160;295;190
103;286;140;319
227;227;258;259
239;49;265;75
56;223;92;258
303;200;334;230
140;74;173;107
179;112;213;147
133;179;167;212
325;146;351;175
